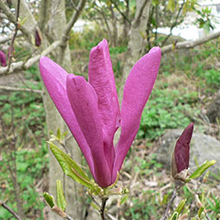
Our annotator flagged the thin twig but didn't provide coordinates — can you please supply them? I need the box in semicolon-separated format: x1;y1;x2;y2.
0;32;22;44
109;0;131;24
160;188;177;220
7;0;21;71
100;197;108;220
0;0;31;40
0;40;61;74
161;0;186;46
0;85;43;94
0;200;22;220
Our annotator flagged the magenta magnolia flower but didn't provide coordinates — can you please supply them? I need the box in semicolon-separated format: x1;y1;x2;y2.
172;123;194;178
40;39;161;188
0;50;7;67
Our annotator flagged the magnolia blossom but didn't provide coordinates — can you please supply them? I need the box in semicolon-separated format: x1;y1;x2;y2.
40;39;161;188
172;123;194;179
0;50;7;67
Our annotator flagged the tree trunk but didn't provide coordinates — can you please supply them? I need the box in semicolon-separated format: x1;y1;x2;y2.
119;0;152;102
40;1;84;219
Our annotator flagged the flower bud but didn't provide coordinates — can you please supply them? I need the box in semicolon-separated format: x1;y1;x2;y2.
35;27;42;47
0;51;7;67
171;123;194;183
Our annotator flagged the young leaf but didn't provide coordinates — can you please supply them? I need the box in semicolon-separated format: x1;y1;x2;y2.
56;180;67;211
169;211;178;220
167;0;175;12
175;199;187;215
189;160;216;179
57;128;61;141
43;192;56;208
120;195;129;206
198;206;204;218
48;142;94;189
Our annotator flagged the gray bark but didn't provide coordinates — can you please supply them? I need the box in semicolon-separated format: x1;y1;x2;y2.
40;1;84;219
119;0;152;103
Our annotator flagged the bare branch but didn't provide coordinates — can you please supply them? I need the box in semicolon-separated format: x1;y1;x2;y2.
0;32;22;44
133;0;150;27
38;0;48;31
7;0;21;71
110;0;131;24
161;0;186;46
161;31;220;54
160;188;177;220
0;0;31;40
0;40;61;74
100;197;108;220
0;200;22;220
0;85;42;94
61;0;87;45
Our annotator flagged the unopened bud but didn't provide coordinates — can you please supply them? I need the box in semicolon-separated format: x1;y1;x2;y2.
0;50;7;67
171;123;194;183
35;27;42;47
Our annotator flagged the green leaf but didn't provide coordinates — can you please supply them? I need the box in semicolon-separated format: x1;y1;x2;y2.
57;128;61;141
43;192;56;208
120;195;129;205
48;142;94;189
189;160;216;179
175;199;187;215
169;211;178;220
56;180;67;211
167;0;175;12
198;206;204;218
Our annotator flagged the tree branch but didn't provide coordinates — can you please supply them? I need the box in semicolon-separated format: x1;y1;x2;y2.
161;31;220;54
110;0;131;24
0;40;61;74
61;0;87;46
100;197;108;220
0;32;22;44
133;0;150;27
7;0;21;71
161;0;186;46
0;0;31;41
59;0;87;64
0;85;42;94
160;188;177;220
0;200;22;220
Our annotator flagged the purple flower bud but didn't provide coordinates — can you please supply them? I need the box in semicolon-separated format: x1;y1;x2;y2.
0;51;7;67
171;123;194;181
35;28;42;47
39;39;161;188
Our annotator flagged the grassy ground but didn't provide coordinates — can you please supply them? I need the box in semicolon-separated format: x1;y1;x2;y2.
0;35;219;219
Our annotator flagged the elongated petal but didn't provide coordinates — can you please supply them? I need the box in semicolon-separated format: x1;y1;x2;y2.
0;51;7;67
39;57;94;176
113;47;161;178
66;75;112;187
88;39;120;172
174;123;194;173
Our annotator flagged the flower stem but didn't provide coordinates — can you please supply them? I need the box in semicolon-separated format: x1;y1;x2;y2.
100;197;108;220
160;188;177;220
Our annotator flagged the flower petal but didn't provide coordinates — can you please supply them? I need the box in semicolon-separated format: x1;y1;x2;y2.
66;75;112;187
113;47;161;178
174;123;194;173
88;39;120;173
39;57;94;176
